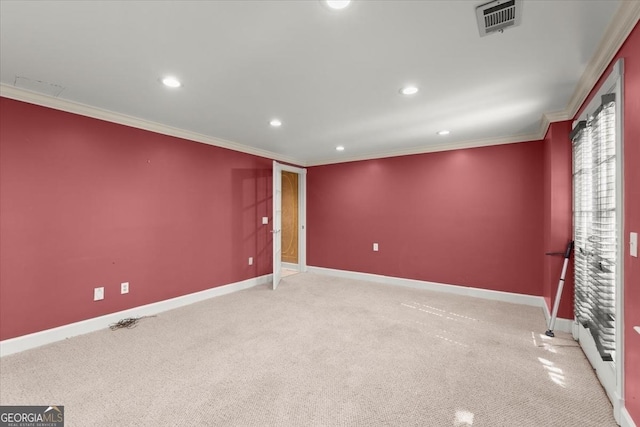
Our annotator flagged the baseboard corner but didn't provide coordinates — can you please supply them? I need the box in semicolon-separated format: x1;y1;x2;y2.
621;405;637;427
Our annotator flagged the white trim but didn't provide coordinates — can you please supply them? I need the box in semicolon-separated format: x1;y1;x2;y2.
575;60;624;123
278;163;308;273
572;58;625;418
572;320;581;341
615;57;626;422
305;133;543;167
565;1;640;120
621;406;637;427
307;266;546;308
1;3;636;169
577;323;622;423
272;161;283;289
0;83;546;168
0;84;302;166
544;110;571;123
0;274;272;357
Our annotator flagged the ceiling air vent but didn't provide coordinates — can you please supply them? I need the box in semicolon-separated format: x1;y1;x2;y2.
476;0;522;37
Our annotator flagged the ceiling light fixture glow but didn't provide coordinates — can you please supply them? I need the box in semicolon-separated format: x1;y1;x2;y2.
270;119;282;127
400;86;419;95
326;0;351;10
438;130;451;135
336;146;345;151
162;76;181;88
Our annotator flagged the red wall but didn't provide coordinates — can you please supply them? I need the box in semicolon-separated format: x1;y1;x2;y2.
542;121;574;319
0;98;273;340
307;142;544;295
622;34;640;424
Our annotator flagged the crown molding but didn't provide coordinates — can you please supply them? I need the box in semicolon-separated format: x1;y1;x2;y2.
563;1;640;120
544;110;571;123
307;110;559;166
1;82;546;167
0;83;561;167
2;2;637;168
306;131;544;166
0;84;305;166
538;113;552;140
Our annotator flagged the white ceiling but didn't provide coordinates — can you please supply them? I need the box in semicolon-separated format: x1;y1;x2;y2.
0;1;634;166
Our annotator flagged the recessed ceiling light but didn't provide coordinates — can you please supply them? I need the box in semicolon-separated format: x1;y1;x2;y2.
161;76;181;88
270;119;282;127
326;0;351;10
400;86;419;96
437;130;451;135
336;146;345;151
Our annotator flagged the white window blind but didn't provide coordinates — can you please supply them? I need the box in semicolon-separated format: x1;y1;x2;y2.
571;94;617;363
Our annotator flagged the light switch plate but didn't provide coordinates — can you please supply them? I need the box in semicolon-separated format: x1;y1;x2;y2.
631;232;638;257
262;217;269;225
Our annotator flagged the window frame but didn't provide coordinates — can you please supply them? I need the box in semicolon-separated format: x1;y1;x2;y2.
571;58;624;420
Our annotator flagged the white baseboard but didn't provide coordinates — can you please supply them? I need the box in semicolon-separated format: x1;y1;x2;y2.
0;274;272;357
541;299;574;334
308;266;574;332
308;266;548;307
621;406;637;427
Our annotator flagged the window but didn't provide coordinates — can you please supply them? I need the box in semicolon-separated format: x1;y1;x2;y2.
570;58;623;409
571;94;617;363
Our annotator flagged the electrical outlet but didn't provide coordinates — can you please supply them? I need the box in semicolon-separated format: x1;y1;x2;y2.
248;257;253;265
121;282;129;294
631;232;638;258
94;287;104;301
373;243;379;252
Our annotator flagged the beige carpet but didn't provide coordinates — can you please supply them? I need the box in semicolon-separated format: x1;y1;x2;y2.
0;273;615;426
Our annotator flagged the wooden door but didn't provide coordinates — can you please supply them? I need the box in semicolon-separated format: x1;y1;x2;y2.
281;171;298;264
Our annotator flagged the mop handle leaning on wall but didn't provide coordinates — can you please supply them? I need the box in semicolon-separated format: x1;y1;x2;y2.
544;240;574;338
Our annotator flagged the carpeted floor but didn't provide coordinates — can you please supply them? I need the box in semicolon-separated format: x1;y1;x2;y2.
0;273;615;426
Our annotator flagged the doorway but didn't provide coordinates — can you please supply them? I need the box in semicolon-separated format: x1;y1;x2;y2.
272;161;306;289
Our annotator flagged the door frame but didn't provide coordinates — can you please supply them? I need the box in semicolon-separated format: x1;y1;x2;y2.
273;162;307;284
272;161;282;289
280;163;307;272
